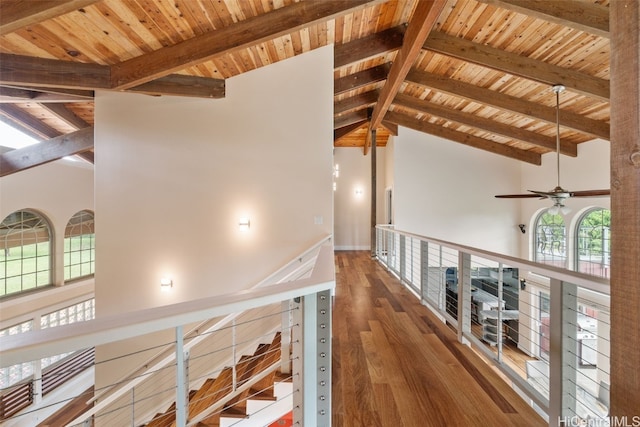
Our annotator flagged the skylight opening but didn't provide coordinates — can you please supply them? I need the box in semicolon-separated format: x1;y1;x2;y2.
0;121;39;149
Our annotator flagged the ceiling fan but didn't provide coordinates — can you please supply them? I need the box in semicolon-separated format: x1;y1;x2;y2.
495;84;610;214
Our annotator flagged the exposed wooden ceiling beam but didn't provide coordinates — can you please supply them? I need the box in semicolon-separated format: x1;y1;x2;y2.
127;74;225;99
0;85;93;103
381;121;398;136
334;26;405;68
334;120;368;141
0;54;109;91
0;104;61;139
0;54;225;99
423;31;610;101
385;110;541;165
76;151;94;164
406;69;610;139
475;0;609;38
393;93;577;156
110;0;383;90
334;63;389;96
367;0;447;154
41;104;90;130
0;0;101;35
335;110;369;130
334;91;378;116
0;127;93;176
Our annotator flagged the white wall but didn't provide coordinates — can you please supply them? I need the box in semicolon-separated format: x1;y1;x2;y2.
93;46;334;395
518;138;610;260
393;127;523;254
333;147;386;250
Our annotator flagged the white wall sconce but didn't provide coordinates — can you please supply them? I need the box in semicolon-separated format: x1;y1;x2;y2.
239;217;250;231
355;188;363;197
160;277;173;290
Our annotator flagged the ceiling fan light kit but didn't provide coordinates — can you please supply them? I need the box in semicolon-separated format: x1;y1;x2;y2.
494;84;610;213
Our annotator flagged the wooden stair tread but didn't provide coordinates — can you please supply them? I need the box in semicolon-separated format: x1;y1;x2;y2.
37;386;94;427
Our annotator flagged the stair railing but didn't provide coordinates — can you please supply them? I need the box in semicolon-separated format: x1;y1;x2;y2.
1;242;335;427
54;235;331;425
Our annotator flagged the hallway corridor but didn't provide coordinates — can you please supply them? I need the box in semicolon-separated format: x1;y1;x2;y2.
331;251;545;427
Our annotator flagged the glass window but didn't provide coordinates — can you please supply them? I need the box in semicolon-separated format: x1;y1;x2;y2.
576;208;611;279
534;212;567;268
40;299;95;369
64;210;95;281
1;211;52;297
0;320;34;388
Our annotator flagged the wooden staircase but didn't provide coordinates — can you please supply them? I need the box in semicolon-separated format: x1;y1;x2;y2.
145;332;285;427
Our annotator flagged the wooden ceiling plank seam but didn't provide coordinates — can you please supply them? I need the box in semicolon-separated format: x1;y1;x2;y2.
423;31;610;101
0;127;94;177
334;25;405;68
110;0;385;90
0;0;102;35
393;92;577;156
0;104;62;139
367;0;448;154
405;69;610;140
475;0;609;38
385;110;541;165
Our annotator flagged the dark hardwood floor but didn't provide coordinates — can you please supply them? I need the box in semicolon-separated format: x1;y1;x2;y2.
332;251;545;427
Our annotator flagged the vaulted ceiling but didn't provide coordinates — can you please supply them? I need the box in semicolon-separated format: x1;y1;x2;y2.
0;0;610;176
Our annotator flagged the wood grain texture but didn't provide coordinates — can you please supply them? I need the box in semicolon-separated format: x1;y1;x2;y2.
609;0;640;418
475;0;609;38
0;126;93;176
333;251;545;426
385;110;542;164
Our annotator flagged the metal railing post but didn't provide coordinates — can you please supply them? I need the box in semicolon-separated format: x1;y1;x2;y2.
399;234;406;281
549;279;578;426
457;252;472;343
420;240;429;304
497;264;504;362
175;325;187;427
281;300;293;375
291;290;332;427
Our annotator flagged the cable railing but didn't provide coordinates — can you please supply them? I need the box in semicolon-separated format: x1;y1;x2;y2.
376;225;611;427
0;240;335;427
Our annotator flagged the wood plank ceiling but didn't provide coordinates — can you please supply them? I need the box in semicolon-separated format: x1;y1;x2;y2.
0;0;610;175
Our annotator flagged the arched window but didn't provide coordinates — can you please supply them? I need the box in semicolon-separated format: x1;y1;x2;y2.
534;212;566;267
64;210;95;281
0;210;52;297
576;208;611;278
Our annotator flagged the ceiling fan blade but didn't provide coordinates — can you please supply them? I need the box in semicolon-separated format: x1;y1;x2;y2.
570;189;610;197
494;193;545;199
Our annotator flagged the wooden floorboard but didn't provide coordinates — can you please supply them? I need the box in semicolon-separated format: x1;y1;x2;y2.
332;251;545;427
